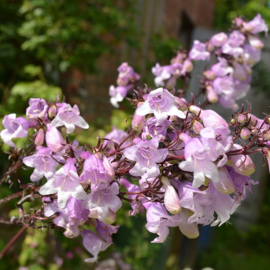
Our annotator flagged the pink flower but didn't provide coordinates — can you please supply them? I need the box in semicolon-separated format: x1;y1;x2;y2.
0;114;29;147
39;158;87;208
189;40;210;61
123;138;168;178
51;103;89;134
136;88;185;124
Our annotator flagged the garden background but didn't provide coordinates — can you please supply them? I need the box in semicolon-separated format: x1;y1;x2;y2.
1;0;270;269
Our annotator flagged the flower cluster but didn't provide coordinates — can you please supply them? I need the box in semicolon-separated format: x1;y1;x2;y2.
149;14;267;111
0;14;269;265
109;62;140;108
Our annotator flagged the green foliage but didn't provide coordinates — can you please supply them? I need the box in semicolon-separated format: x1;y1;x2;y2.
215;0;270;29
18;0;140;73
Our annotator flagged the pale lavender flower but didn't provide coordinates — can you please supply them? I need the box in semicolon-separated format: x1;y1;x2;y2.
26;98;48;120
212;76;234;95
211;32;228;47
120;177;147;216
244;14;268;35
152;63;182;87
51;103;89;134
117;62;140;86
189;40;210;61
86;182;122;224
0;114;29;147
109;85;133;108
39;158;87;208
45;197;89;238
81;229;111;263
142;117;171;141
23;146;60;182
222;31;245;57
80;154;112;192
211;58;233;77
96;220;119;244
123;138;168;178
177;181;239;227
227;166;258;202
135;88;185;124
145;202;180;243
179;136;220;188
243;44;261;66
152;64;171;87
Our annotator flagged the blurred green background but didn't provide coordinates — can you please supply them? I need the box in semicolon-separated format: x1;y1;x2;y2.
1;0;270;269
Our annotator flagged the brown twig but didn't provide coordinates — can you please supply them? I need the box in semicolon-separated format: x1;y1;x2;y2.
0;226;27;259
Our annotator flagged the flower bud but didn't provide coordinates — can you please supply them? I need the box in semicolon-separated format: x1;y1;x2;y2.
207;41;215;52
264;131;270;140
206;87;218;103
248;35;264;49
237;114;246;123
243;22;255;32
46;125;65;152
240;127;251;140
192;120;204;134
213;167;235;194
210;32;228;47
103;209;116;225
182;59;193;73
203;70;215;80
35;129;44;146
161;177;181;214
48;105;57;119
230;144;255;176
264;116;270;125
189;106;229;128
132;113;145;131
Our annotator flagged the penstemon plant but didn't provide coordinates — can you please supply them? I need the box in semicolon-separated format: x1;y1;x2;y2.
0;14;269;263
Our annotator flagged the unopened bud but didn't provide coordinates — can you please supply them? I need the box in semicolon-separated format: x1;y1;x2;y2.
132;114;145;131
161;177;181;214
203;70;215;80
103;209;116;224
207;41;215;52
231;118;235;124
210;32;228;47
248;35;264;50
46;125;65;152
213;167;235;194
132;102;146;130
264;131;270;140
192;120;204;134
237;114;246;124
48;105;57;119
182;59;193;73
206;87;218;103
243;22;255;32
230;144;255;176
264;116;270;125
35;129;44;145
240;127;251;140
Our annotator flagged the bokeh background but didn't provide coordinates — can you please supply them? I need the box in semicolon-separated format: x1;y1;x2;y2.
1;1;270;269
